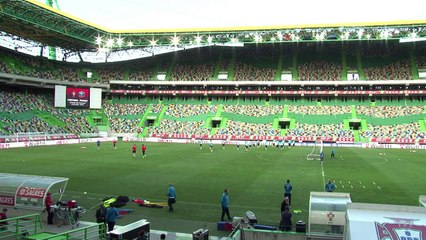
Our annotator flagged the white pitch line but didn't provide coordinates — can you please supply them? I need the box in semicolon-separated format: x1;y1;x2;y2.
89;201;105;210
341;185;345;189
373;181;376;185
359;181;362;184
321;160;326;190
377;186;381;190
351;185;353;189
363;186;366;189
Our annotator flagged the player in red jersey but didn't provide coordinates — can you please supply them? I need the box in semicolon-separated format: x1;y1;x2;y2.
132;144;137;158
113;139;117;149
142;144;147;158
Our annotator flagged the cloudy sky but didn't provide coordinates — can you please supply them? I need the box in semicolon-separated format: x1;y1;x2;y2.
39;0;426;30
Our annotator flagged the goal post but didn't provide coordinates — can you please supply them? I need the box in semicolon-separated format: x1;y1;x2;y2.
16;132;47;143
306;138;323;161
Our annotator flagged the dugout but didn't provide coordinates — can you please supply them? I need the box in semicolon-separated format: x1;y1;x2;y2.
0;173;68;210
308;192;351;239
345;202;426;240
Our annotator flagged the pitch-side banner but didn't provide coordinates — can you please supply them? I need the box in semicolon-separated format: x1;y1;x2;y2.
111;89;426;96
66;87;90;108
0;195;15;206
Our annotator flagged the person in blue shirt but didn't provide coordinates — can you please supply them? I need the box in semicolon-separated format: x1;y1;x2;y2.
106;204;119;232
284;179;293;206
331;148;335;159
167;184;176;212
325;179;336;192
320;151;324;163
96;139;101;150
220;189;232;221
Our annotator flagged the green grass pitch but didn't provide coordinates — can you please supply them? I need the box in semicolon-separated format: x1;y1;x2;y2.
1;142;425;233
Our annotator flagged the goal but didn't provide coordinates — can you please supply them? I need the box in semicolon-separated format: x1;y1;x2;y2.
16;132;47;145
306;138;323;161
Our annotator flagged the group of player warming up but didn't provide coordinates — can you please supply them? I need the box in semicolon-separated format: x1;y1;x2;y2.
97;139;148;159
198;139;297;152
132;143;147;158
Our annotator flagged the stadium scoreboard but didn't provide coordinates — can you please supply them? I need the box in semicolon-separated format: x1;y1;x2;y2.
54;85;102;109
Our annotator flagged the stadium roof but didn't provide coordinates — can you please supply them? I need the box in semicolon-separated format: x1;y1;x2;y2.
0;0;426;53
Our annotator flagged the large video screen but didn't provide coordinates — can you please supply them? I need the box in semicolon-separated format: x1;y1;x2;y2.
54;85;102;109
66;87;90;108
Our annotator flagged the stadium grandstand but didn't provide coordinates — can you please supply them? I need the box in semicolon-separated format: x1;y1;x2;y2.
1;0;426;240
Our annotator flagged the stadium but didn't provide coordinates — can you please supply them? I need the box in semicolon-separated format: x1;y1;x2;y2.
1;0;426;239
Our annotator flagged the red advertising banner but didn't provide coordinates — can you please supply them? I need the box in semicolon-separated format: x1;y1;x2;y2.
111;89;425;96
371;138;416;144
150;134;355;143
0;195;15;206
393;139;416;144
336;137;355;143
16;187;46;199
419;139;426;145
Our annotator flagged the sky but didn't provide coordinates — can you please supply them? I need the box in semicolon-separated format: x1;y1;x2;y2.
37;0;426;31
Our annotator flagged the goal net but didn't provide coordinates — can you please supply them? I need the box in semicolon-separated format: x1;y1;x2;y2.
16;132;47;145
306;138;323;161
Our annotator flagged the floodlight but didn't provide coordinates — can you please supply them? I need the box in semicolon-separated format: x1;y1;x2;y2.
365;34;371;39
231;37;238;43
171;36;180;46
207;36;213;44
127;41;133;47
270;37;276;42
357;29;364;39
195;36;202;44
106;38;114;47
95;36;102;45
116;37;123;46
150;39;157;46
410;32;418;38
341;31;350;40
